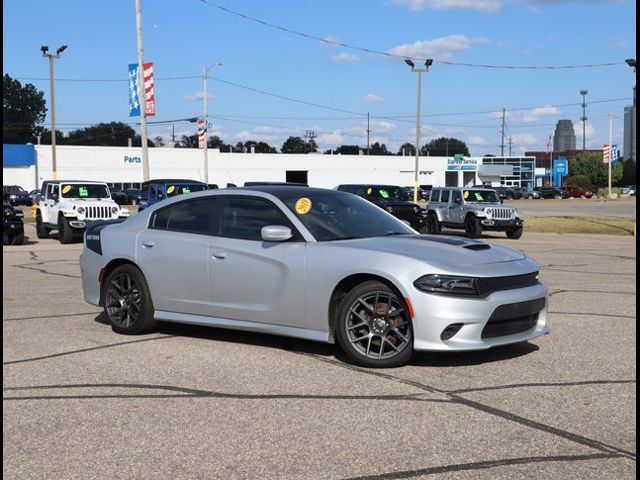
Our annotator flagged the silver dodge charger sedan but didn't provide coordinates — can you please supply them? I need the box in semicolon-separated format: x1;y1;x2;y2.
80;186;549;368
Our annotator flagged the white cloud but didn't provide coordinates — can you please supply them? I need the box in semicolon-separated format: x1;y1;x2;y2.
321;35;342;48
489;105;560;123
330;52;360;62
574;121;595;140
510;133;538;146
391;0;504;11
363;94;384;102
467;135;489;145
388;35;490;61
184;91;214;101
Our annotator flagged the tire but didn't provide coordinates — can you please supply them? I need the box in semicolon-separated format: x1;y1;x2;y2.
131;199;138;206
464;215;482;238
103;264;156;335
506;227;523;239
425;213;441;234
36;211;50;239
528;194;534;200
335;281;413;368
10;232;24;245
58;216;74;244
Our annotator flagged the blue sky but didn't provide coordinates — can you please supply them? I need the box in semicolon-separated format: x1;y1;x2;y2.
3;0;636;155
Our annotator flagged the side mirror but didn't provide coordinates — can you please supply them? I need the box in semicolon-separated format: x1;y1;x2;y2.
455;197;462;204
51;194;59;202
261;225;292;242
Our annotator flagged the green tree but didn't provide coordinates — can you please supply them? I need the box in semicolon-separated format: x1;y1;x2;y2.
570;152;623;188
334;145;361;155
243;140;277;153
397;142;416;156
281;136;317;153
177;134;199;148
3;74;47;144
421;137;470;157
369;142;392;155
64;122;149;146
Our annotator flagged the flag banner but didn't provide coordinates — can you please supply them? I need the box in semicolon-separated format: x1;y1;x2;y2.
546;134;552;154
611;144;620;163
128;62;156;117
603;144;611;163
197;119;205;149
143;62;156;116
128;64;141;117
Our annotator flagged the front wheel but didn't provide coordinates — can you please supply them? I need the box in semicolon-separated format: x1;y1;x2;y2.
464;216;482;238
58;216;74;244
335;281;413;368
424;213;441;234
10;232;24;245
506;227;523;239
103;264;156;335
36;211;49;239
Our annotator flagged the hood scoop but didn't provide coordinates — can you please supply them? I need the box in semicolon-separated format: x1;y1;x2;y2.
463;244;491;251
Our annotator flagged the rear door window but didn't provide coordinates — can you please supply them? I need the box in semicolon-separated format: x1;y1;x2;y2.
151;198;219;235
441;190;450;203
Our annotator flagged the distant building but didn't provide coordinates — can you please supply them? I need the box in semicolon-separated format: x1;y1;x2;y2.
524;149;601;168
553;119;576;152
623;87;636;161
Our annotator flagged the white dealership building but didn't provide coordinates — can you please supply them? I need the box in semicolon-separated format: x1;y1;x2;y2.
3;144;537;191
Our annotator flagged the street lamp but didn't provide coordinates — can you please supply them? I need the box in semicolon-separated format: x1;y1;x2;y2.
203;62;223;184
580;89;588;150
405;58;433;204
41;44;68;180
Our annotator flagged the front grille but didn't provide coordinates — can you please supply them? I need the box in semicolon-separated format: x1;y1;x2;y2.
476;272;539;297
85;206;112;219
482;297;545;339
486;207;512;220
389;205;417;219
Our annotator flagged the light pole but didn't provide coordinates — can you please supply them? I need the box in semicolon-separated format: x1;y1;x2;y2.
202;63;223;184
625;58;636;162
41;44;67;180
580;89;588;150
405;58;433;204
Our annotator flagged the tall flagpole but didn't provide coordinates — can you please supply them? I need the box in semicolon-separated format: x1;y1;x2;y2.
135;0;150;182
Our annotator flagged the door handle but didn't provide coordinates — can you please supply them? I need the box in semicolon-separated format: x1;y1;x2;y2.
212;252;226;260
142;242;154;248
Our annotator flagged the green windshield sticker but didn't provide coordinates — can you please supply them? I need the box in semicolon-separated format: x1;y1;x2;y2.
379;190;390;199
474;192;484;201
182;187;191;193
79;187;89;197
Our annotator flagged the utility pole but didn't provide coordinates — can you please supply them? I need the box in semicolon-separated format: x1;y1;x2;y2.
304;130;317;152
41;44;67;180
608;115;612;198
135;0;150;181
508;136;513;156
202;63;222;184
500;108;506;156
366;112;371;155
580;90;588;150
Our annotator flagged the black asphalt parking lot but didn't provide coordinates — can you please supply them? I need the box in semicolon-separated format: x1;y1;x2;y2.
3;225;636;479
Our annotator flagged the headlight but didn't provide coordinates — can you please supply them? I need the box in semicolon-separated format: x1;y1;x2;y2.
413;206;420;213
9;195;16;199
414;274;478;296
111;206;119;214
4;208;13;216
385;206;394;212
77;207;85;214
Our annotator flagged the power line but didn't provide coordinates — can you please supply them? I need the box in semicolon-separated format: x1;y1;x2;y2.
197;0;624;70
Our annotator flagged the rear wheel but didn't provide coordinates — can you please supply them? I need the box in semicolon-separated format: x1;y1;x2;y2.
464;215;482;238
36;211;50;239
58;216;74;244
506;227;523;239
103;264;156;334
335;281;413;368
425;213;441;234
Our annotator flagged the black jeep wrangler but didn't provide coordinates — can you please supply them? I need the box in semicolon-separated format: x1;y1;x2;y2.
336;184;426;231
3;197;25;245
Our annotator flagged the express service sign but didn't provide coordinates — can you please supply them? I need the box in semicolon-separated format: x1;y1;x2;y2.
447;156;477;171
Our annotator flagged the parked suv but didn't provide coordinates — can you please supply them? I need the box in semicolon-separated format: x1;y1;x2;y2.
3;197;24;245
425;187;524;239
3;185;33;206
138;179;208;211
35;180;129;244
560;185;593;199
511;187;541;199
336;184;426;230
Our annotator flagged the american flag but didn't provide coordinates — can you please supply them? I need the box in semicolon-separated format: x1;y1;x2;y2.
546;133;553;153
143;62;156;117
197;119;205;149
603;144;611;163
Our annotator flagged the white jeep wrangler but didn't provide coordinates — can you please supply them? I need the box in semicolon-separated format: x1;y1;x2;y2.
35;181;129;244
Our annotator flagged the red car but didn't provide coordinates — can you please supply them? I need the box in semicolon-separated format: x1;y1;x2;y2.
560;186;593;198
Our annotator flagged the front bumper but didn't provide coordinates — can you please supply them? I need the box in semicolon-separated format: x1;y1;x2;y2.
479;217;523;231
409;281;549;351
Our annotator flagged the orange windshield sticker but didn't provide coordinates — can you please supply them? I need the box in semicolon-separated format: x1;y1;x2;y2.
167;186;176;194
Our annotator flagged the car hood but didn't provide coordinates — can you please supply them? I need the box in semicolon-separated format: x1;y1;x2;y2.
331;234;526;269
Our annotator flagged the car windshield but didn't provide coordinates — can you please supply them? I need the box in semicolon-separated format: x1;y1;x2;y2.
366;186;409;201
60;184;110;199
463;190;499;203
4;186;26;193
165;184;207;197
277;190;414;241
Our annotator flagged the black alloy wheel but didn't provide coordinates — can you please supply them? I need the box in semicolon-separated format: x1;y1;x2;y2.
425;213;441;234
36;211;49;239
336;281;413;368
464;215;482;238
103;264;156;334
